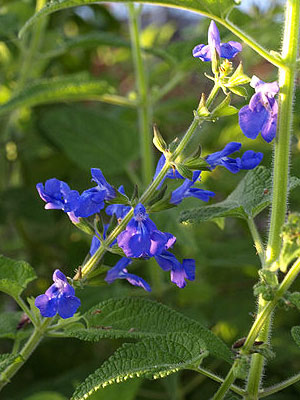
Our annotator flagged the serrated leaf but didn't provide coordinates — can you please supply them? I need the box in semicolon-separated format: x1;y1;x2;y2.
67;298;232;363
88;378;141;400
0;353;22;373
180;167;300;224
20;0;240;39
39;105;139;176
291;326;300;348
71;333;208;400
0;255;36;298
0;75;134;116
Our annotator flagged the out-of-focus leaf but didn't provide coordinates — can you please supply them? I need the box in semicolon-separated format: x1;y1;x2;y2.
0;75;135;116
39;105;139;176
0;255;36;298
88;379;142;400
24;392;67;400
19;0;241;38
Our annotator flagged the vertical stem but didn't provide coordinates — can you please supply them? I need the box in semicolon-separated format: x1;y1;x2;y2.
246;1;300;398
128;3;154;185
247;218;265;265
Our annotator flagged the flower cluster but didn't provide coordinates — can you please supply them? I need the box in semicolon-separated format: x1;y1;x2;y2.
35;19;273;319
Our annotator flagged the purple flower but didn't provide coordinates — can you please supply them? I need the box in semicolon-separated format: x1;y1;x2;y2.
36;179;80;212
155;251;195;288
171;171;215;205
117;203;176;258
193;21;242;62
239;76;279;143
74;188;106;218
105;257;151;291
106;186;131;220
35;269;81;319
205;142;263;173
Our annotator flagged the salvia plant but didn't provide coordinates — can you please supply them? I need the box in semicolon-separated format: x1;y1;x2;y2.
0;0;300;399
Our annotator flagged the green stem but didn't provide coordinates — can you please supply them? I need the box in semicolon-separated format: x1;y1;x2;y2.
220;19;287;70
212;257;300;400
0;318;52;391
246;1;300;397
128;3;154;185
247;218;265;265
189;367;245;397
259;371;300;398
14;296;37;327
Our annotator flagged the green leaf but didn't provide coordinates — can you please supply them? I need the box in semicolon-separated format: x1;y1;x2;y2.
0;353;22;373
67;298;232;363
180;167;300;224
291;326;300;348
39;105;139;176
0;74;134;116
88;379;142;400
228;86;248;98
19;0;240;39
24;392;67;400
0;255;36;298
71;333;208;400
211;94;238;117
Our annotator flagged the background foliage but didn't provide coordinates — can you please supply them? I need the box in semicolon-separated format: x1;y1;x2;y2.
1;0;300;399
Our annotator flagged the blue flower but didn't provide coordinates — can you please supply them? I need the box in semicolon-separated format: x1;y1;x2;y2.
239;76;279;143
205;142;263;173
91;168;115;201
153;154;184;189
106;186;131;220
193;21;242;62
35;269;81;319
155;251;195;288
105;257;151;291
36;178;80;212
117;203;176;258
170;171;215;205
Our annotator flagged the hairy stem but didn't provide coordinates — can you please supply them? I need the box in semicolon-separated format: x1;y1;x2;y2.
247;218;265;265
212;257;300;400
259;371;300;398
246;1;300;397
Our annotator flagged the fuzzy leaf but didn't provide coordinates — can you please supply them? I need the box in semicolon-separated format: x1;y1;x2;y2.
20;0;240;38
0;75;134;116
0;353;22;373
71;333;208;400
0;312;32;340
180;167;300;224
0;255;36;298
67;298;232;363
39;105;139;176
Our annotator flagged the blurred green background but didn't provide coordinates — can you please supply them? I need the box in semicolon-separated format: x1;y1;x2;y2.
1;0;300;399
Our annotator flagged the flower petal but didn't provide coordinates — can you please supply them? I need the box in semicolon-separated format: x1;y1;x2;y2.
57;295;81;319
35;294;58;318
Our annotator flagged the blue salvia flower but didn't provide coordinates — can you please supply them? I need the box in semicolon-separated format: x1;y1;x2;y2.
239;76;279;143
36;179;81;223
193;20;242;62
91;168;115;200
35;269;81;319
117;203;176;258
105;185;131;219
105;257;151;291
155;250;195;288
170;171;215;205
205;142;263;173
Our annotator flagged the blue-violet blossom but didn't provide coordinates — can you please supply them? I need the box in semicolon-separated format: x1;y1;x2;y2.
35;269;81;319
239;76;279;143
105;257;151;291
193;21;242;62
155;250;195;288
106;185;131;219
170;171;215;205
117;203;176;258
205;142;263;173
